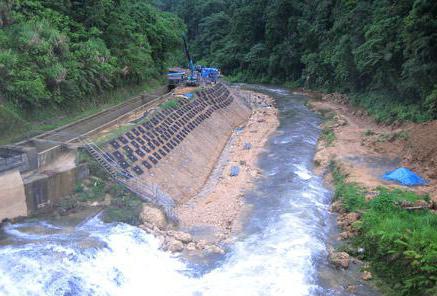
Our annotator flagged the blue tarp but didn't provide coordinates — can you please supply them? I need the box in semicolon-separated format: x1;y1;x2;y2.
184;93;193;99
243;142;252;150
230;166;240;177
382;167;427;186
201;68;219;81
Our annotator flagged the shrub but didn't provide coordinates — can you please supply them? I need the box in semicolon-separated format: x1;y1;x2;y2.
350;93;432;124
424;85;437;119
160;99;179;109
361;207;437;295
103;192;142;226
330;163;437;295
331;163;366;212
320;126;336;146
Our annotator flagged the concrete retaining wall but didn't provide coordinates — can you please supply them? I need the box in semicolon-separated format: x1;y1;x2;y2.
37;145;65;168
0;169;27;221
24;164;89;214
144;94;251;203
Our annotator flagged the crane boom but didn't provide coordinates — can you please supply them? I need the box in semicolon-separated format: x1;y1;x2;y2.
182;35;198;86
182;35;194;73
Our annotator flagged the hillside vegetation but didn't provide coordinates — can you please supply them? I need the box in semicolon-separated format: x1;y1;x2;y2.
331;164;437;296
158;0;437;123
0;0;184;141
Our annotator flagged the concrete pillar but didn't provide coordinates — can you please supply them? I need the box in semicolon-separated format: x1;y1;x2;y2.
0;169;27;221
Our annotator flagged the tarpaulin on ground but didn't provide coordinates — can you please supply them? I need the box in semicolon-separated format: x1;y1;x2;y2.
382;167;427;186
201;68;219;81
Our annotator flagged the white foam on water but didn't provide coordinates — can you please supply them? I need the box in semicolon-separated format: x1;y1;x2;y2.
0;166;330;296
0;196;327;296
294;164;312;180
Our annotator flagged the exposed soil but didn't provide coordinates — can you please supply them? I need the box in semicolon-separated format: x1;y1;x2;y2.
173;86;199;95
403;121;437;179
306;92;437;203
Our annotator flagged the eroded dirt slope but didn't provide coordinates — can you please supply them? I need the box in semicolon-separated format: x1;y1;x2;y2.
306;92;437;203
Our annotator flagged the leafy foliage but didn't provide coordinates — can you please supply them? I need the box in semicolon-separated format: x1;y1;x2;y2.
103;184;143;226
0;0;184;111
331;164;437;295
159;0;437;121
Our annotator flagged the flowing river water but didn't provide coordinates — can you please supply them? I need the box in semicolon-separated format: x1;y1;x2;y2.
0;85;378;296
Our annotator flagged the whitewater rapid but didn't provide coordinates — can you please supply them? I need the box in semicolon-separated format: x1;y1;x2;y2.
0;86;342;296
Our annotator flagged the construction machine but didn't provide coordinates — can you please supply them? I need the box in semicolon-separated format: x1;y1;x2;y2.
182;35;199;87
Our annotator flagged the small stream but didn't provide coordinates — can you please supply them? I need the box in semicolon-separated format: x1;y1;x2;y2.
0;85;378;296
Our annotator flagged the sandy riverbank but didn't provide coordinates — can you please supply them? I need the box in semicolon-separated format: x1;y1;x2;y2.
176;89;279;242
135;87;279;254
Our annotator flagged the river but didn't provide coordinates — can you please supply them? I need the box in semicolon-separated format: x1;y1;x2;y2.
0;85;377;296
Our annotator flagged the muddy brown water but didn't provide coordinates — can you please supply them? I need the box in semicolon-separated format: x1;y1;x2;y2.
0;85;379;295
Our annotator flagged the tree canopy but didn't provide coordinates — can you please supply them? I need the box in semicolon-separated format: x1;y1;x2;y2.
158;0;437;122
0;0;185;110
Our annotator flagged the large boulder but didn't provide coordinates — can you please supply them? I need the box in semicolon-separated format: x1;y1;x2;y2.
166;238;184;253
328;250;350;269
204;245;225;255
140;204;167;230
167;230;192;243
337;212;361;228
186;242;197;252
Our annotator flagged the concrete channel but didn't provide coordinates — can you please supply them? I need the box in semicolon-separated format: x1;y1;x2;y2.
0;86;170;221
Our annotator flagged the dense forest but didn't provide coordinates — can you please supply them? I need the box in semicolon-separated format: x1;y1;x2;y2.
158;0;437;123
0;0;184;112
1;1;436;128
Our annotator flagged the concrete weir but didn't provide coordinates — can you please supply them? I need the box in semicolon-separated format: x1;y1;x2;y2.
0;87;168;221
0;144;89;221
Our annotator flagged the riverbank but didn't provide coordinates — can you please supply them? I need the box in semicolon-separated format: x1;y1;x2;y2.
138;88;279;253
306;91;437;295
5;85;279;255
176;89;279;242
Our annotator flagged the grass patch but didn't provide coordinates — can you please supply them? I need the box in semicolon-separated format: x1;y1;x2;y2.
59;149;143;225
102;184;142;226
0;79;163;145
74;178;106;203
376;130;410;143
55;176;106;213
363;129;375;136
94;124;133;146
321;126;336;146
330;162;437;295
160;99;179;109
79;151;142;225
331;162;366;211
394;130;409;141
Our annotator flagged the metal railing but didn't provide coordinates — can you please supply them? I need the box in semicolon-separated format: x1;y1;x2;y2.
80;137;178;223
